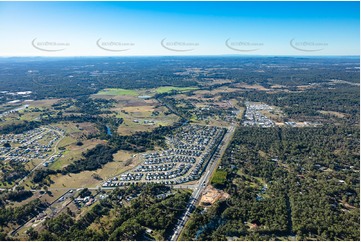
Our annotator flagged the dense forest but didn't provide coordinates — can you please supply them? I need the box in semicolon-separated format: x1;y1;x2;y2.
181;125;360;240
1;57;359;105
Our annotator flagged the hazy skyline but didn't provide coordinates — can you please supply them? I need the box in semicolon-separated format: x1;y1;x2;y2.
0;1;359;56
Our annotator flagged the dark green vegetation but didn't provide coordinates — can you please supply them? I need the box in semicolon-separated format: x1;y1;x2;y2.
0;57;359;241
0;57;199;104
28;184;190;241
225;87;360;124
63;144;117;173
0;121;41;134
0;198;48;229
182;125;360;240
0;187;33;204
3;190;33;203
1;57;359;105
1;162;28;185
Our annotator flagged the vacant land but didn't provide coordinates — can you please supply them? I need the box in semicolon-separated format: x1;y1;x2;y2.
95;88;139;96
319;110;347;118
49;150;140;189
94;86;197;98
199;185;230;206
155;86;198;94
234;82;270;91
49;139;105;170
211;169;227;187
95;94;181;135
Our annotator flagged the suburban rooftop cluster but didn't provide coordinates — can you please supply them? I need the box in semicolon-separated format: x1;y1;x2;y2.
0;127;64;165
243;102;275;128
103;124;225;187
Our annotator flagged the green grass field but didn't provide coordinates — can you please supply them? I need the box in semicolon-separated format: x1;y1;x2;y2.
155;86;198;94
96;88;139;96
211;169;227;187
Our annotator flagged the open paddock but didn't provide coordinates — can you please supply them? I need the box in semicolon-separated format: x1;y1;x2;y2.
24;158;44;170
95;88;139;96
117;113;179;136
193;87;241;97
109;98;179;135
233;83;270;91
200;78;234;86
49;139;106;170
54;122;98;140
48;151;140;189
319;110;347;118
26;99;60;108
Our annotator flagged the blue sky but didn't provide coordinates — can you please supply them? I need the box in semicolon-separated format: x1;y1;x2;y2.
0;1;359;56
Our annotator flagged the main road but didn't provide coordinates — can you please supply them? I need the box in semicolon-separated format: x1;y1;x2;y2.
5;125;236;239
170;125;236;241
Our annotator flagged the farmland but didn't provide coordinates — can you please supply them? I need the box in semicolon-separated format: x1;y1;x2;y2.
155;86;198;94
95;88;139;96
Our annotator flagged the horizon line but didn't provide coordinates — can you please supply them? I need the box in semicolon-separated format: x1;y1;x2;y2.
0;55;360;58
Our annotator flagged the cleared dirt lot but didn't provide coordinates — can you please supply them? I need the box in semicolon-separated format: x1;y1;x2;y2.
200;185;230;206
